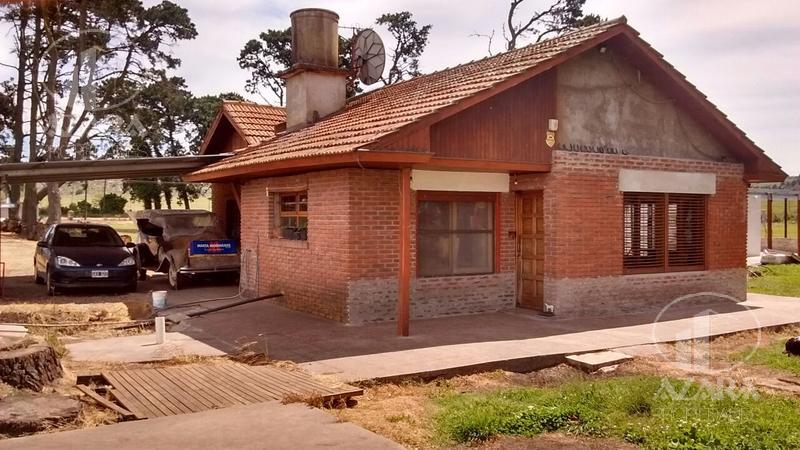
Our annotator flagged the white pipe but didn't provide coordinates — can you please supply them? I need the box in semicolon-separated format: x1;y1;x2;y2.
155;316;166;344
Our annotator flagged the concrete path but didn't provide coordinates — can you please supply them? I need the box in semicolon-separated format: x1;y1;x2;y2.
0;402;401;450
65;331;225;363
301;293;800;382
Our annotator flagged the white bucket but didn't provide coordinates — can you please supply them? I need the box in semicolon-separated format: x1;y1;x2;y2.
152;290;167;309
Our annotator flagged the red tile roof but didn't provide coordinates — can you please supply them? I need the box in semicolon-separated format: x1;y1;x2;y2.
192;18;626;178
221;101;286;145
191;17;784;182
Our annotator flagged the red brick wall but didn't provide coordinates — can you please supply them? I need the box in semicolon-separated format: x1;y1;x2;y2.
515;150;746;278
239;168;519;323
239;170;352;321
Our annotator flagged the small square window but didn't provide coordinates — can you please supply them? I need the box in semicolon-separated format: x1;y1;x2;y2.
275;192;308;241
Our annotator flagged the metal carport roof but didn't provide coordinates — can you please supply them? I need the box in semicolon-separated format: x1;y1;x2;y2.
0;154;232;184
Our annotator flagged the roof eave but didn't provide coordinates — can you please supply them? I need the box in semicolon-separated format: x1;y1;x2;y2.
183;151;434;183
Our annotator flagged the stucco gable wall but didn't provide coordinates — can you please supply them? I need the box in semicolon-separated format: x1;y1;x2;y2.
556;48;731;162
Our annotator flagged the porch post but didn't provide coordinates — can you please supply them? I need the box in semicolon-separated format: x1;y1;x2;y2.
767;195;773;250
398;168;411;336
797;195;799;255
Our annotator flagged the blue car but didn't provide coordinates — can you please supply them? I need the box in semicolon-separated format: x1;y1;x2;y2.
34;223;138;296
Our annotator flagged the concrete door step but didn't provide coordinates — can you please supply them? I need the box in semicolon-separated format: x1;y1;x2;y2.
565;350;632;372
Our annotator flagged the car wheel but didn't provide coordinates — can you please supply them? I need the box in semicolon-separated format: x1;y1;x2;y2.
46;270;57;296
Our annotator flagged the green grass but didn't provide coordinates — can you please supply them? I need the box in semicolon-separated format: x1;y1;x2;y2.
734;341;800;376
748;264;800;297
763;221;798;240
435;376;800;449
101;221;139;236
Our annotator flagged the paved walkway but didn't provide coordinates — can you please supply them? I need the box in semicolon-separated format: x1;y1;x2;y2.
0;402;401;450
66;331;226;363
300;293;800;382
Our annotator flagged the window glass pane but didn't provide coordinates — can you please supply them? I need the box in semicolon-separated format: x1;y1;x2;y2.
280;195;297;212
453;232;493;274
455;201;492;230
280;217;297;228
418;233;451;276
418;201;450;231
299;193;308;212
298;217;308;228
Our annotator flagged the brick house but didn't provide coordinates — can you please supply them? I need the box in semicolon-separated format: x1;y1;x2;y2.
187;10;785;334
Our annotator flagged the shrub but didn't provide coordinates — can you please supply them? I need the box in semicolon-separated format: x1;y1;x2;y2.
98;193;127;214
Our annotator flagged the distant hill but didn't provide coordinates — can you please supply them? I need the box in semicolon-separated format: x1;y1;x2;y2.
57;180;212;212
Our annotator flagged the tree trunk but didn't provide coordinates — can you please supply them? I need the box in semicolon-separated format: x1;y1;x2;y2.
21;183;39;239
143;197;152;210
181;190;191;209
23;10;43;233
46;183;61;223
0;345;62;391
43;5;61;224
163;188;173;210
9;4;29;220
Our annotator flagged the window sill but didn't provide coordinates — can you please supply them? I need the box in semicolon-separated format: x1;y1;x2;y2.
623;267;706;276
267;237;309;249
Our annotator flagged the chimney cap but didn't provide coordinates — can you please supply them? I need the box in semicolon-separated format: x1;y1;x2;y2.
290;8;339;20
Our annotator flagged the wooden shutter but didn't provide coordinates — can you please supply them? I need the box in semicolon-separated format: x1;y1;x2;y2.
667;194;706;270
623;193;666;273
623;192;706;274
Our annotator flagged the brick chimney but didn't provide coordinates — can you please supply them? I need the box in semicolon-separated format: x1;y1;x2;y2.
282;8;348;131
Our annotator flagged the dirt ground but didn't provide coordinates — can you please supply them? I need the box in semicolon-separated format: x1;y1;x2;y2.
0;232;156;340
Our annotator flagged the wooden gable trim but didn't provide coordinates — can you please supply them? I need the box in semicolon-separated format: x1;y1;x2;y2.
372;27;627;149
371;26;784;182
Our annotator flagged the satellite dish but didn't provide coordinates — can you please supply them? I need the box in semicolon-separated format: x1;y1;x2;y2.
351;29;385;85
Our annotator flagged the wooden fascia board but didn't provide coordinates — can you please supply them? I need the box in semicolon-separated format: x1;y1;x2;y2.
615;28;786;179
372;26;627;149
184;151;433;183
420;158;550;173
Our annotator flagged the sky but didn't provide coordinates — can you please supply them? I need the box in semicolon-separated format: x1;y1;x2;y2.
2;1;799;175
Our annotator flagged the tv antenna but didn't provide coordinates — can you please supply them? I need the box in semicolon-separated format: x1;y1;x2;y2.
351;29;385;85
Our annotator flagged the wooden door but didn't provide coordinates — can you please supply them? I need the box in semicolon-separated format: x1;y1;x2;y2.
516;191;545;310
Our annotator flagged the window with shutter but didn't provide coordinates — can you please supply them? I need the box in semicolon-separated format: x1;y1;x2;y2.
623;192;706;274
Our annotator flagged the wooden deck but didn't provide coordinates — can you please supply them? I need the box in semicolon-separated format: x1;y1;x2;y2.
87;364;362;420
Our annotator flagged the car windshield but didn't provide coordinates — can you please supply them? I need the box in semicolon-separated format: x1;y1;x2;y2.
52;226;124;247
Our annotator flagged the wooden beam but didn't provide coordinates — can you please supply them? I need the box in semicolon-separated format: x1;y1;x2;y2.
76;384;138;420
784;197;789;239
767;195;773;250
397;168;412;337
420;158;551;173
229;183;242;209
